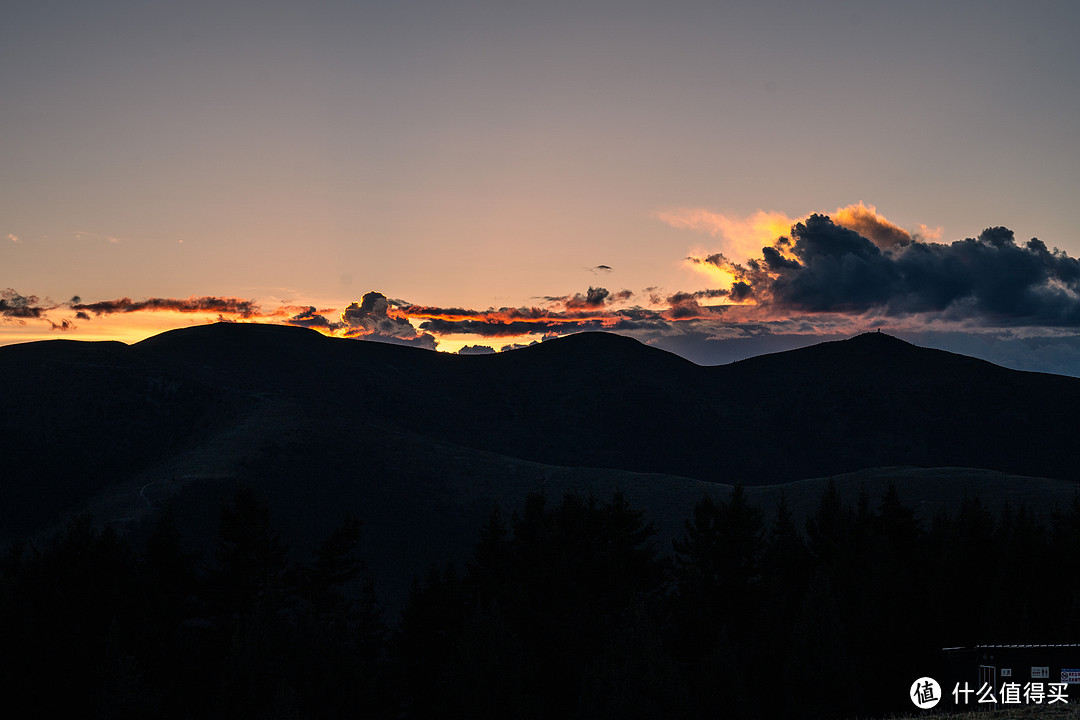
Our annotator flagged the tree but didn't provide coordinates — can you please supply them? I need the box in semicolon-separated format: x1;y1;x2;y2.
674;485;763;615
215;484;288;617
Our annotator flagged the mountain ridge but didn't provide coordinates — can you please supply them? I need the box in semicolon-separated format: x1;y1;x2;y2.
2;323;1078;545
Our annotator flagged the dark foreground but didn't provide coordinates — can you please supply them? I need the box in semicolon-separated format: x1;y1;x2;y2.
2;480;1079;719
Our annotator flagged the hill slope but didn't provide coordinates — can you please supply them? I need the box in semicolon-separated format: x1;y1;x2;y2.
3;325;1080;530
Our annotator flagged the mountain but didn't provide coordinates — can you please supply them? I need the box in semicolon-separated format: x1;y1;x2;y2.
7;323;1080;717
4;324;1079;500
3;324;1079;603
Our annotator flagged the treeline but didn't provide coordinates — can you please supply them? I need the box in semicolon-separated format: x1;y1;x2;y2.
2;482;1080;718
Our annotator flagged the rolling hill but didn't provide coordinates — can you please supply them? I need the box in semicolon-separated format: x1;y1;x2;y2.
2;323;1079;604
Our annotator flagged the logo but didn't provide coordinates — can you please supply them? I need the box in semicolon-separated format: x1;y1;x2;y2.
911;677;941;709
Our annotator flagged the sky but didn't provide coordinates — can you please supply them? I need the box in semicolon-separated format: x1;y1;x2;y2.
4;0;1080;374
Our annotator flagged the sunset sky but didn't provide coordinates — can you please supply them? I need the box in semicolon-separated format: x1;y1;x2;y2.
4;1;1080;373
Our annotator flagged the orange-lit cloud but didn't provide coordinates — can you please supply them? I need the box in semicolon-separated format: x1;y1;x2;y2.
663;202;936;288
656;207;793;263
389;287;659;340
831;202;912;249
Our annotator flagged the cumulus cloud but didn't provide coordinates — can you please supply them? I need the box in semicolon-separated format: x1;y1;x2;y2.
340;291;436;350
7;233;19;243
457;344;496;355
689;214;1080;326
342;291;416;337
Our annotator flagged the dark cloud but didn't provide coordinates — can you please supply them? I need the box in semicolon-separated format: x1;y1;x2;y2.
574;286;610;308
729;282;754;303
499;341;538;352
386;297;469;314
608;317;680;332
666;289;729;304
390;286;655;340
362;332;437;350
457;344;496;355
692;214;1080;326
285;306;344;331
1;289;47;320
761;246;799;270
669;304;703;321
660;291;730;322
406;297;677;337
542;286;633;309
71;296;260;317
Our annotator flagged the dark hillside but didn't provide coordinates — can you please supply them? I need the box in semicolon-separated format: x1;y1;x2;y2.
0;337;246;535
3;325;1080;542
5;325;1080;718
716;332;1080;480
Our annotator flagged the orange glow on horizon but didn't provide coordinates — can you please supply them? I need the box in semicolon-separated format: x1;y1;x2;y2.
396;306;625;326
0;311;261;347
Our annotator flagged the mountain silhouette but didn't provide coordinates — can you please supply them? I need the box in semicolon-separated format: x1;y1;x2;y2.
2;324;1078;545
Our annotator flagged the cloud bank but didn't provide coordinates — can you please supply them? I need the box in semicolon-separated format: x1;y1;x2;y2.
689;215;1080;326
10;203;1080;373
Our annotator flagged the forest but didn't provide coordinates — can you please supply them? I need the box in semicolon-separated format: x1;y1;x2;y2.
2;480;1078;719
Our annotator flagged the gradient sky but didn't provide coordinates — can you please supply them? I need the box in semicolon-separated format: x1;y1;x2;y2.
4;1;1080;372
